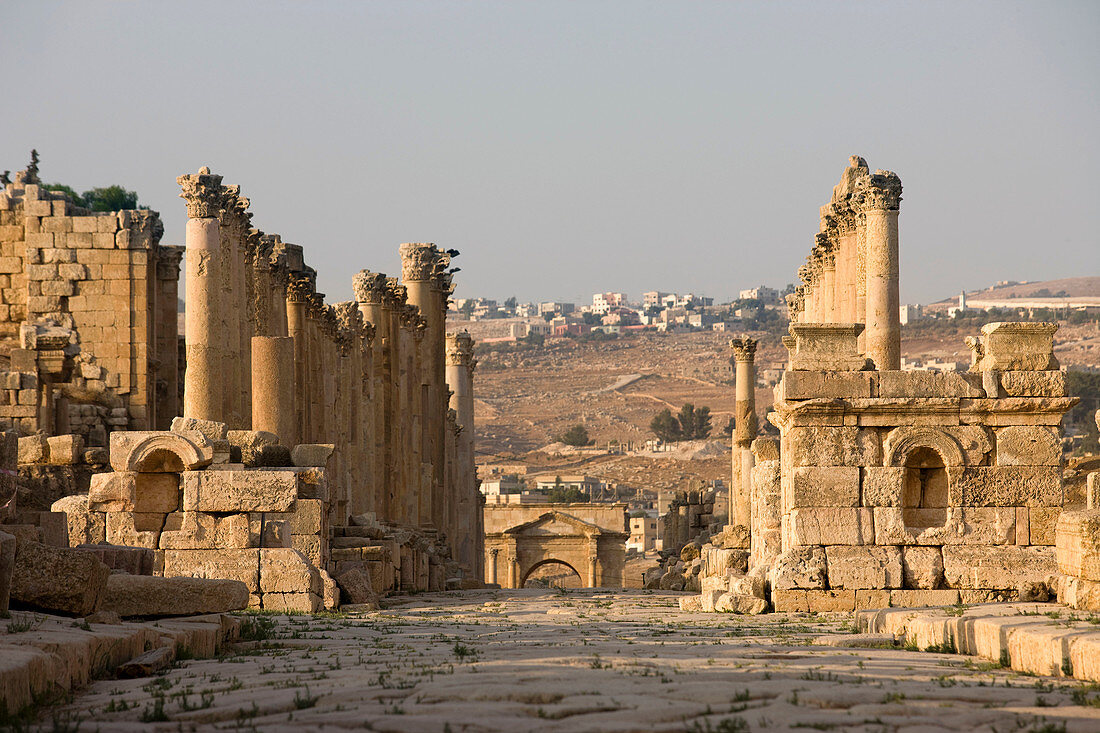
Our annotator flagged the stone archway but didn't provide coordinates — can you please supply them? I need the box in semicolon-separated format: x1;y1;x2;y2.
483;506;629;589
522;559;583;588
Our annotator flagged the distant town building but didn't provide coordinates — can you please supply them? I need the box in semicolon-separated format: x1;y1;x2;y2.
592;292;627;314
539;301;575;316
480;473;525;496
899;304;923;324
739;285;779;304
627;515;659;553
534;474;605;498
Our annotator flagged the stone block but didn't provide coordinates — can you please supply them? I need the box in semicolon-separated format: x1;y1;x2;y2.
335;567;379;609
942;545;1056;589
825;545;902;589
43;434;83;465
72;544;154;575
227;430;280;466
159;512;252;550
291;443;335;467
106;511;162;549
781;371;873;400
103;574;248;617
785;323;868;371
787;426;880;467
1000;370;1066;397
873;506;1016;546
1029;507;1060;546
170;416;228;441
294;466;328;500
109;430;214;472
88;471;136;512
678;595;703;611
134;472;180;513
751;438;779;462
263;591;322;613
18;434;48;464
888;589;960;607
787;465;860;507
862;466;905;506
259;548;320;594
901;546;944;590
181;470;298;513
1056;510;1100;581
50;494;106;546
953;465;1063;507
771;547;827;590
973;322;1058;372
162;548;261;593
788;507;873;546
877;370;983;398
994;426;1062;466
292;534;323;567
246;515;291;547
10;539;110;616
700;588;724;613
715;592;768;614
854;589;892;610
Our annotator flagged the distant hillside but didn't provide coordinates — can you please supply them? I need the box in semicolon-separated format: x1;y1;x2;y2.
932;277;1100;306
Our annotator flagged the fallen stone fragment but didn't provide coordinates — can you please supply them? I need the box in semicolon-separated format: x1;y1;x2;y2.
714;592;767;615
291;443;335;467
11;539;110;616
102;574;249;617
335;567;380;609
117;646;175;678
677;595;702;611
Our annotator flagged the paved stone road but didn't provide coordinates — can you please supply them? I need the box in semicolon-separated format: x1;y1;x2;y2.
54;590;1100;732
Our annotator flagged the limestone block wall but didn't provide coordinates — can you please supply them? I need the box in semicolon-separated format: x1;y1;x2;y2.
769;336;1075;612
0;175;180;439
660;488;717;555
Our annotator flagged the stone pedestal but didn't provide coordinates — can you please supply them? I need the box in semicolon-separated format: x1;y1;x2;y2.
251;336;296;446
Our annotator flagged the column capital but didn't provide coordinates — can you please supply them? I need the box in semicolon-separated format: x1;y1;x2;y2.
155;245;184;280
219;185;252;232
854;169;902;211
352;269;388;305
785;291;804;320
729;335;759;362
177;167;225;218
446;331;477;369
385;278;408;309
399;242;438;282
286;275;314;304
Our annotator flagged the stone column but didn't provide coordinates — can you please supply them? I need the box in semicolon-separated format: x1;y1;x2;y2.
858;171;902;370
817;235;836;322
730;336;758;530
400;243;446;531
446;331;477;572
178;168;224;421
286;276;312;444
353;270;389;518
154;246;183;429
488;548;499;585
251;336;296;446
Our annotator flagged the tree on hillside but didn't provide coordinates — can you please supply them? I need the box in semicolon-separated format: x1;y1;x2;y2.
677;404;712;440
650;408;682;442
547;485;587;503
559;424;592;447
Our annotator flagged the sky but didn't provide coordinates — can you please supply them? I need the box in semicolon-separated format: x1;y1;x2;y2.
2;1;1097;307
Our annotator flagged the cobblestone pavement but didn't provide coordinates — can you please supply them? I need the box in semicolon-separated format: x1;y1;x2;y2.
53;590;1100;732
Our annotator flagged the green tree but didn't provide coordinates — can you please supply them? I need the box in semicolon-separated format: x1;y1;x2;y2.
691;405;712;439
650;408;682;442
547;485;587;503
504;296;518;309
43;183;85;207
82;185;139;211
559;424;592;447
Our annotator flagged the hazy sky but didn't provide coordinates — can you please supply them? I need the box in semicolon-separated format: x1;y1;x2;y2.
3;1;1097;306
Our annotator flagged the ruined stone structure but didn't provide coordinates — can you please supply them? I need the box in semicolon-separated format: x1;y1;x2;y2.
0;162;484;613
483;503;628;588
0;171;181;440
687;157;1082;615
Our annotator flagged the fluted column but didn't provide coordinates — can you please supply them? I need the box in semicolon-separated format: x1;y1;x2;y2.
178;168;224;421
857;171;902;370
730;336;758;530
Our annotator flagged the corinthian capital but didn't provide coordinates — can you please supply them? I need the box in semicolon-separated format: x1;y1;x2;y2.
177;167;225;218
220;185;252;231
286;275;314;304
399;242;437;282
352;269;388;305
855;169;902;211
729;335;759;362
446;331;476;368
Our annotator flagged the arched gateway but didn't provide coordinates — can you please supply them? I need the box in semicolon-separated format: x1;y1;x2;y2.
483;504;629;589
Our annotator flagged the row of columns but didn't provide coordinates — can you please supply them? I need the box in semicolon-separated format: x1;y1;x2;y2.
178;168;483;575
786;156;902;370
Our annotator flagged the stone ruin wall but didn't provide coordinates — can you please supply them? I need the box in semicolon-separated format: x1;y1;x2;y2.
0;172;181;442
0;163;483;614
684;156;1097;616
